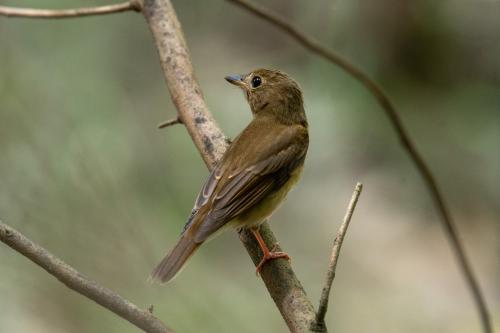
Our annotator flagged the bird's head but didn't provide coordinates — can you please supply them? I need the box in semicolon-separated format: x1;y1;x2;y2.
225;68;306;126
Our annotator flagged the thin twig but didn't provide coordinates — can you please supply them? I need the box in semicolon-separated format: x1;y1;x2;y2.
141;0;318;331
311;183;363;331
0;221;174;333
0;1;141;19
227;1;492;332
158;117;182;129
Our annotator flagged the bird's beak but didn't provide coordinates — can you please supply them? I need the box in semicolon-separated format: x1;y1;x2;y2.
225;74;246;88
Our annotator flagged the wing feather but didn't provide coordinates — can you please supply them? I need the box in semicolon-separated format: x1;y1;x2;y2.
186;123;308;243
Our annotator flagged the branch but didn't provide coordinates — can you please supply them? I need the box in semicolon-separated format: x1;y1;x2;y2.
311;183;363;331
0;221;174;333
0;1;140;19
158;117;182;129
141;0;318;331
226;1;492;332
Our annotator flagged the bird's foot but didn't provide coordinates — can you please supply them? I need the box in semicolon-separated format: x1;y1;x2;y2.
250;227;291;276
255;249;291;276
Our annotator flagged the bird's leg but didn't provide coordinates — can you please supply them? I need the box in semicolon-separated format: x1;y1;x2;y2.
250;227;290;276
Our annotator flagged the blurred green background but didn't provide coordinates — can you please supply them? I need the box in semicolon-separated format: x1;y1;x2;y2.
1;0;499;332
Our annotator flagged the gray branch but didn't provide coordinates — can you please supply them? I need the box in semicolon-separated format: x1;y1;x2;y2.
312;183;363;331
0;221;174;333
0;1;140;19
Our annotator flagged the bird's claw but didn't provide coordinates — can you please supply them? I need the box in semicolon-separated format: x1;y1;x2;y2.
255;249;291;276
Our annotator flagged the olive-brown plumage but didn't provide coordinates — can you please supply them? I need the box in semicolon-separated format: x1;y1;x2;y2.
151;69;309;283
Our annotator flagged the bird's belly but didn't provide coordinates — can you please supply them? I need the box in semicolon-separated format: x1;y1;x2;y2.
232;164;304;229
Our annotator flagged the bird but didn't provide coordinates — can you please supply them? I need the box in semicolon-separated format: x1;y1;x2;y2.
151;68;309;284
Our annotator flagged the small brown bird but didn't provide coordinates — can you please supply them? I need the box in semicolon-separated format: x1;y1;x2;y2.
151;69;309;284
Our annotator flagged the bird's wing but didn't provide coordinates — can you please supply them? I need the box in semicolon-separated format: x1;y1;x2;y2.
187;124;308;243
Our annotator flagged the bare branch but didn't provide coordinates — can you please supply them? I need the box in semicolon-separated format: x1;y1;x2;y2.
158;117;182;129
311;183;363;331
227;1;492;332
141;0;318;331
142;0;227;167
0;1;140;19
0;221;174;333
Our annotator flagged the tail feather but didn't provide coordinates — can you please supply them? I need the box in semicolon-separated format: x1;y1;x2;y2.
150;234;200;284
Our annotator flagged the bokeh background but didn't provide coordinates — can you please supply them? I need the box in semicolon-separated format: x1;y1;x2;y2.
1;0;499;332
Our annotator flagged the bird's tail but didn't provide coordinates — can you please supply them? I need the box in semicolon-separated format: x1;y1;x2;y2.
150;234;200;284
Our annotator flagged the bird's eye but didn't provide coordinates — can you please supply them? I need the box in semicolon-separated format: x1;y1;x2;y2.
251;76;262;88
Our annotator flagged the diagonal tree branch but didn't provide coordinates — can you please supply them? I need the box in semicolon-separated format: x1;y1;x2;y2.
0;221;174;333
312;183;363;331
141;0;228;168
0;1;140;19
226;1;492;333
141;0;318;331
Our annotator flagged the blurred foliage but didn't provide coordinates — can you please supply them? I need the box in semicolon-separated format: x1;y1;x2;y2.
0;0;499;332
